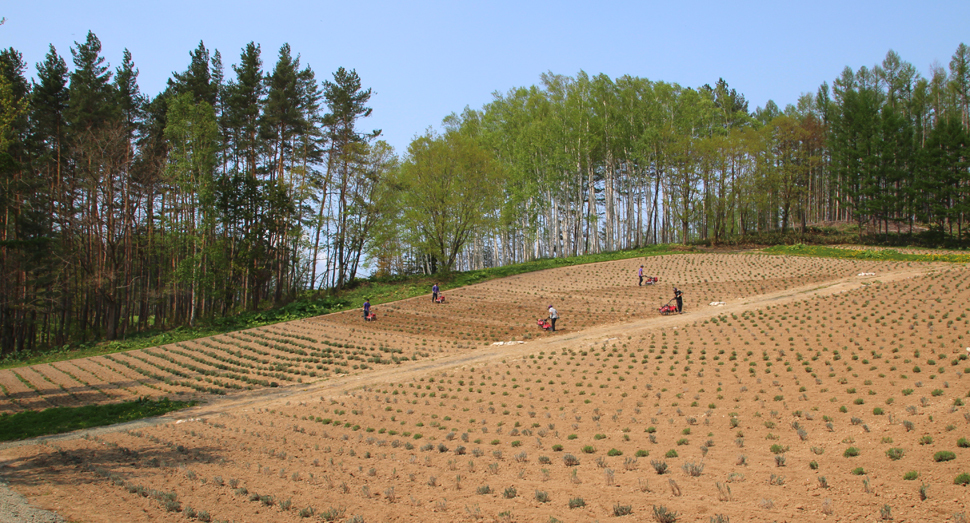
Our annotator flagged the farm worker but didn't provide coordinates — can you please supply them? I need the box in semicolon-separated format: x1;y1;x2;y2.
638;265;644;286
363;299;371;319
673;287;683;314
432;283;439;303
547;305;558;332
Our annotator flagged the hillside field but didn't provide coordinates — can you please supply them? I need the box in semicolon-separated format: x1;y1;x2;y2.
1;253;969;522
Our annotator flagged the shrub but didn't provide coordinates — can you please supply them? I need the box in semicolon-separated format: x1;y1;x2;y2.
652;504;679;523
682;461;704;476
903;471;919;480
608;448;623;456
886;448;905;461
552;444;563;452
955;473;970;486
809;460;818;470
934;451;956;462
534;490;549;503
568;497;586;508
769;444;788;454
635;449;649;457
665;449;678;458
920;435;934;445
320;507;346;522
844;447;860;458
581;445;595;454
958;438;970;448
502;486;517;499
613;503;633;517
873;408;884;415
851;467;865;475
476;485;491;495
650;460;669;474
562;454;580;466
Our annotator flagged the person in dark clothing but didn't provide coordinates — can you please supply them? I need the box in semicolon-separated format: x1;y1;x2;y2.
673;287;683;313
363;299;371;319
432;283;439;303
638;265;644;286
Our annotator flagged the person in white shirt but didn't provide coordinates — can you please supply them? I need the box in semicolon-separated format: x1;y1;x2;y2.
547;305;558;331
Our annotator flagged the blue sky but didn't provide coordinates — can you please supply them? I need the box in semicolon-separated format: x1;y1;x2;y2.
4;1;968;155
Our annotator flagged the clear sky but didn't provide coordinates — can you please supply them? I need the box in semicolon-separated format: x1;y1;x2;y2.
4;1;968;155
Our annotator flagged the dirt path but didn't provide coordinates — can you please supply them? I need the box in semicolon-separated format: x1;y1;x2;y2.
0;264;937;454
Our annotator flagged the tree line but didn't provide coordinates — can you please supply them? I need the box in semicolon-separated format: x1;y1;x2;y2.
376;45;968;276
1;32;390;353
2;32;968;355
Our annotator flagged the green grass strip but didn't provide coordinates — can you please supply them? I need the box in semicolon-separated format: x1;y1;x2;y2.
763;244;970;263
0;397;197;442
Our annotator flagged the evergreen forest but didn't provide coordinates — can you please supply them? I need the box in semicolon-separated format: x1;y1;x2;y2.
1;32;968;354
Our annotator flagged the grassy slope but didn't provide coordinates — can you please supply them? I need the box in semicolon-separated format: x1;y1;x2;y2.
0;244;685;371
764;244;970;263
0;397;197;442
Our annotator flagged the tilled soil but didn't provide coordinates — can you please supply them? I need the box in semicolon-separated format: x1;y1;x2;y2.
2;253;968;522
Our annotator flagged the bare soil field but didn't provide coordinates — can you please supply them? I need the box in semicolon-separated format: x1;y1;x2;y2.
2;253;969;523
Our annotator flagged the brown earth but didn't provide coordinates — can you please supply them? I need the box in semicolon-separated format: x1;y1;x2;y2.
1;253;969;523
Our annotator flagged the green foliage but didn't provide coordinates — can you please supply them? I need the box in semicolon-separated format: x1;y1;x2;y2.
0;397;195;441
886;448;905;461
933;451;956;462
764;244;970;264
393;130;508;272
